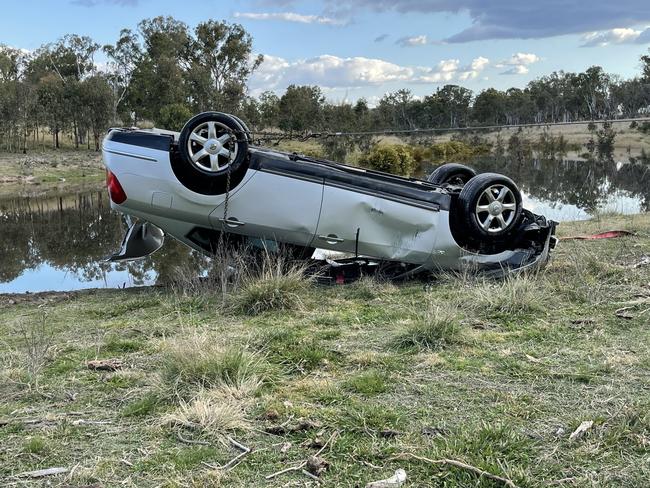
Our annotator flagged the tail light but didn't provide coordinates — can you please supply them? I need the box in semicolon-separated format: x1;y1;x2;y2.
106;170;127;204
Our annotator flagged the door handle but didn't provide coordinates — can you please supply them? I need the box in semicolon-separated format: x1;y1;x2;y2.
219;217;245;227
318;234;344;244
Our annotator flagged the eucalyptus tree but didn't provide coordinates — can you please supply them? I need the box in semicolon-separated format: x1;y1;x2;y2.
103;29;141;124
188;20;263;113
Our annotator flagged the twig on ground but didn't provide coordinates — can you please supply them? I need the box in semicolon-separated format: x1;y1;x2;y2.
265;430;339;480
220;436;251;471
15;467;68;478
302;469;321;481
390;453;519;488
176;430;210;446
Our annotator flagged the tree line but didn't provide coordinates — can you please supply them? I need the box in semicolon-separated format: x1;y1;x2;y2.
1;15;650;152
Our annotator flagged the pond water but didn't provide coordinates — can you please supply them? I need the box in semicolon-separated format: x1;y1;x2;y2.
1;156;649;293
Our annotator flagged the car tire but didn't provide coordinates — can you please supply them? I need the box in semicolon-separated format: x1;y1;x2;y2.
456;173;523;241
427;163;477;186
173;112;250;195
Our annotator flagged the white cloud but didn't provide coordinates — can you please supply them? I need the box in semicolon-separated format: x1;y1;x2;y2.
395;35;428;47
580;27;647;47
233;11;345;26
495;52;540;75
249;54;490;94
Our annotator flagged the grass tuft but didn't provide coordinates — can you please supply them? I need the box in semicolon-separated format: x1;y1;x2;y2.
343;370;390;396
233;251;310;315
469;274;546;316
161;334;273;394
394;301;463;350
163;389;249;437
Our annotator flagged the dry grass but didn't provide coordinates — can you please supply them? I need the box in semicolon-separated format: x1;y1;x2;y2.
163;389;250;436
468;273;547;315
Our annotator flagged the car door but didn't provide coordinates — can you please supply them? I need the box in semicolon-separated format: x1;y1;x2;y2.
208;169;324;247
314;185;440;264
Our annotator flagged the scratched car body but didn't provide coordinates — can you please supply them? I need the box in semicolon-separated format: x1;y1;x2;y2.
102;112;557;275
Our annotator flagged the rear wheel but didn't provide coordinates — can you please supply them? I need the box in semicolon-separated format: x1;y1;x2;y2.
428;163;476;186
455;173;523;243
173;112;250;195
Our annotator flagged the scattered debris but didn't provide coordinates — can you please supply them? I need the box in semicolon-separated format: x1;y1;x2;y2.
525;354;542;363
266;418;322;435
266;430;338;481
569;420;594;441
280;442;292;453
87;359;123;371
366;468;407;488
306;455;329;476
16;467;68;478
554;427;566;437
630;256;650;268
379;428;401;438
390;453;518;488
261;408;280;421
421;426;449;437
562;230;635;241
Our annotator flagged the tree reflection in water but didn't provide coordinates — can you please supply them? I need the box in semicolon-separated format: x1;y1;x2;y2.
0;155;648;292
0;191;208;288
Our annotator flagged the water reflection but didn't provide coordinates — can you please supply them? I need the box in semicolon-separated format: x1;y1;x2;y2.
0;190;207;293
0;155;648;293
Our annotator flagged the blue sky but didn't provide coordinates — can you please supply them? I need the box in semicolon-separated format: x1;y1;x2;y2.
2;0;650;103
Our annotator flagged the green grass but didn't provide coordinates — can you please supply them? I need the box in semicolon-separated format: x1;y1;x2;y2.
1;213;649;486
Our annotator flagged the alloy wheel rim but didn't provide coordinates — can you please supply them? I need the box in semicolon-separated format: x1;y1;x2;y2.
475;184;517;233
187;121;238;173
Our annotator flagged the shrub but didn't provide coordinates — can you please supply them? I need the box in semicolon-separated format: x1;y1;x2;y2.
360;145;416;176
157;103;193;131
429;140;475;162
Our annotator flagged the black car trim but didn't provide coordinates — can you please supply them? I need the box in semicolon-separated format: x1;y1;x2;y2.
257;167;324;185
106;129;174;152
324;181;441;211
250;152;450;211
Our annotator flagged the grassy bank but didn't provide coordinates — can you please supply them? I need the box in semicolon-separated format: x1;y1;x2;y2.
0;150;104;196
1;213;649;487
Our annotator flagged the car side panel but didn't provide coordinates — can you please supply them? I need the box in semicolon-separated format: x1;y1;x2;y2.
314;185;440;264
208;171;324;247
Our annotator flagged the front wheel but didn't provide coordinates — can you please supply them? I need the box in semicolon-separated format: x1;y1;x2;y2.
456;173;523;242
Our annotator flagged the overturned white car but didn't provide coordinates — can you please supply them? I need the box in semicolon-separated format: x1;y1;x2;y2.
102;112;557;277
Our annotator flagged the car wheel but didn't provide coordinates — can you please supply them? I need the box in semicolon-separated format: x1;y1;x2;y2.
173;112;250;195
427;163;477;186
456;173;523;241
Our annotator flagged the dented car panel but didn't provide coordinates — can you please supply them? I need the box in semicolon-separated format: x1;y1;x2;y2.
102;126;557;275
